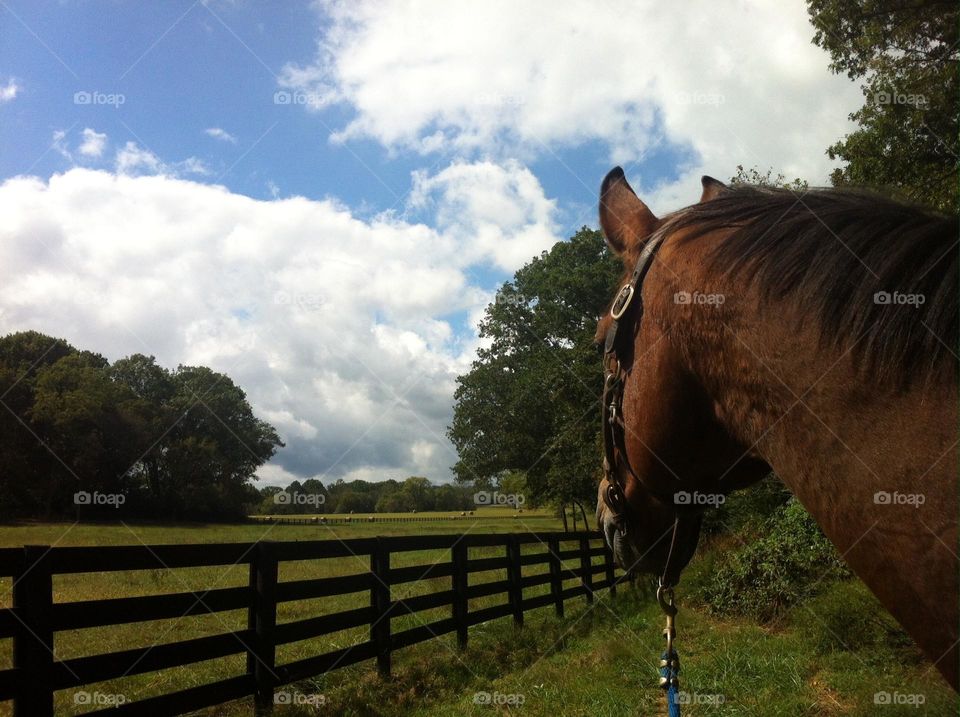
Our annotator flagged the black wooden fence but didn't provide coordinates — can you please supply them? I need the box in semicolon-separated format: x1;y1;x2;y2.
0;531;618;716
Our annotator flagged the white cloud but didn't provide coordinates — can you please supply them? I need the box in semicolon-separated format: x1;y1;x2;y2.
78;128;107;158
0;78;19;103
115;141;163;175
205;127;238;143
283;0;862;205
409;160;558;271
51;130;72;160
178;156;211;176
0;164;560;486
114;141;209;178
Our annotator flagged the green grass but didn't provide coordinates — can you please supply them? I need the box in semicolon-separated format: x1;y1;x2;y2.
0;521;954;716
254;506;548;520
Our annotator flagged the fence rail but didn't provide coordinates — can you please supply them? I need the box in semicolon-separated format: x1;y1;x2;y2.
0;531;617;716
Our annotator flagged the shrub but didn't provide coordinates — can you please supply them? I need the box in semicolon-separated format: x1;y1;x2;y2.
694;498;851;622
701;473;791;536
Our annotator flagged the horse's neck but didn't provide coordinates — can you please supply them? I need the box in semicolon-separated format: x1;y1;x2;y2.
694;309;957;683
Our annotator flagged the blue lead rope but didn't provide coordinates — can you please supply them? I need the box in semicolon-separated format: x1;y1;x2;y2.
659;647;681;717
657;578;680;717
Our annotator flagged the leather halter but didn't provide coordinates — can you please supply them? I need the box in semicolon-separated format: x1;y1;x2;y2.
600;230;667;536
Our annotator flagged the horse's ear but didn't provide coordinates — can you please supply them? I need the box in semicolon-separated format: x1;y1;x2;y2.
700;175;728;203
599;167;659;256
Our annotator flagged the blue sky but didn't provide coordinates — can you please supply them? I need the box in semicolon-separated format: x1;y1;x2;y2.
0;1;861;486
0;1;683;236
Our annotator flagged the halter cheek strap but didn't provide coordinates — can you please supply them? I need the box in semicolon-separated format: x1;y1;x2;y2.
600;231;667;532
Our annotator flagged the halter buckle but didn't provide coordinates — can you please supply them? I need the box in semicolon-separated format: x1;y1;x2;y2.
610;284;635;320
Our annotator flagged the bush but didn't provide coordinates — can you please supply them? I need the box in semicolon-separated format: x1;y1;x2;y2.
701;473;791;536
694;499;850;622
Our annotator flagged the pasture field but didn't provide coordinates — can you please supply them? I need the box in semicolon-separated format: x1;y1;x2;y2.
0;521;954;716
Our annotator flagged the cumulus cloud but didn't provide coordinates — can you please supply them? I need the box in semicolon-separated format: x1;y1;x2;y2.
0;163;560;485
205;127;238;143
409;160;558;271
0;78;19;103
78;128;107;158
282;0;862;207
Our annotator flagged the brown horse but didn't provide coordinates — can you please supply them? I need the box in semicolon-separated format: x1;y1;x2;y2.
594;167;958;689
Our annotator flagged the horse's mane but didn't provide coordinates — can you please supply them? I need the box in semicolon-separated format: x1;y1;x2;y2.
666;184;958;386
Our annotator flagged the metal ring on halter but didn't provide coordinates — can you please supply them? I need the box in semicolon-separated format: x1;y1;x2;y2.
610;284;635;320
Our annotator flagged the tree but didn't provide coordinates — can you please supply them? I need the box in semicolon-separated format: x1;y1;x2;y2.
731;165;808;191
375;487;414;513
448;228;622;519
0;331;283;520
30;352;145;518
160;365;283;519
434;483;471;511
336;490;374;513
401;476;435;512
807;0;958;212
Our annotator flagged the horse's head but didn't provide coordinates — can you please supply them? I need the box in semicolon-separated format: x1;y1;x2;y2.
594;168;769;584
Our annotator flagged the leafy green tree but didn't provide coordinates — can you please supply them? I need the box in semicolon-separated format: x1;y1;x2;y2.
402;476;436;511
336;490;375;513
807;0;958;211
0;332;283;520
30;352;145;517
0;332;77;516
434;483;471;511
731;165;808;191
109;354;175;501
449;228;622;519
161;365;283;518
376;487;414;513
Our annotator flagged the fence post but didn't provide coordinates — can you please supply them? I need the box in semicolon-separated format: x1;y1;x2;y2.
13;546;54;717
370;538;391;677
548;536;563;618
506;535;523;628
251;541;278;715
451;541;468;649
603;539;616;598
579;536;594;605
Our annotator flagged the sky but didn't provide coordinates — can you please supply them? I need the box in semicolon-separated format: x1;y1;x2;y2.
0;0;863;488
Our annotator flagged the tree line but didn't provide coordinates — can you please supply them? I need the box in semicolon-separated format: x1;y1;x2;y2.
0;331;282;520
250;475;491;515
